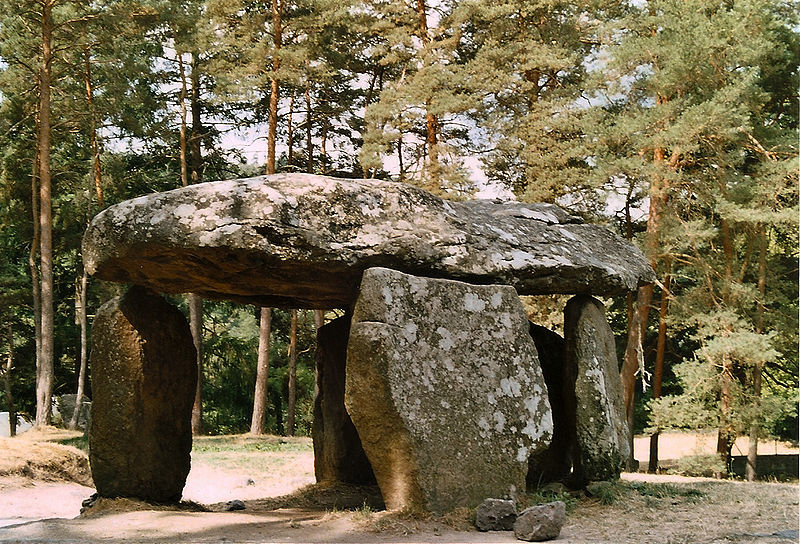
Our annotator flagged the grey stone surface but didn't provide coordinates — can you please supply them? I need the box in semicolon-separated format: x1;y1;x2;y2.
312;314;375;485
564;295;630;483
54;394;91;430
514;501;566;541
83;174;653;309
345;267;553;513
0;412;32;437
475;498;517;531
89;286;197;503
526;324;573;488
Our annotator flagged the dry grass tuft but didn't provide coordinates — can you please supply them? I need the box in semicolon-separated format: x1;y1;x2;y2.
0;433;91;487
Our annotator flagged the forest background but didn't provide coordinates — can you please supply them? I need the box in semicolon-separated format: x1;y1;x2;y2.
0;0;797;479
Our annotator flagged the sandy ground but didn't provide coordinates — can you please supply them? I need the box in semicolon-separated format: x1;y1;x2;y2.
0;432;797;543
0;472;797;543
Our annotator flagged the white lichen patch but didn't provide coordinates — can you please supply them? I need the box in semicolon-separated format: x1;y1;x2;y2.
463;292;486;312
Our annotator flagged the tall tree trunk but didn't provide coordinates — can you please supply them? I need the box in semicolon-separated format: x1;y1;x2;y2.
305;74;313;174
189;295;203;434
187;53;205;435
4;323;15;437
287;94;294;167
36;0;55;427
251;308;272;434
648;264;671;472
716;354;734;473
313;310;324;331
70;42;102;431
252;0;281;436
190;54;204;185
266;0;282;176
320;122;327;174
620;285;649;469
620;142;670;468
716;214;736;473
177;51;205;434
29;152;42;413
746;225;768;481
286;309;298;436
415;0;440;191
178;52;189;188
84;45;103;208
68;270;88;430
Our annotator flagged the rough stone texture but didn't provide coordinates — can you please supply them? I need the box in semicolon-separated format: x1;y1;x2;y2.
312;314;376;484
564;295;630;483
54;394;91;430
513;501;566;541
89;286;197;503
526;324;574;488
83;173;654;309
475;498;517;531
345;267;553;513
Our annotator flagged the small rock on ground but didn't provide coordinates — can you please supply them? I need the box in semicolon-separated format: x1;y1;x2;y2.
225;500;245;511
513;501;566;542
475;498;517;531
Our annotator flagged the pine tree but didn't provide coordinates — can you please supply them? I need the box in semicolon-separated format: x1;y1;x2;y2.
598;0;799;472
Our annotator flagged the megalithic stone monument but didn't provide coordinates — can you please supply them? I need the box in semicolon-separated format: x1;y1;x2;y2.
82;173;653;508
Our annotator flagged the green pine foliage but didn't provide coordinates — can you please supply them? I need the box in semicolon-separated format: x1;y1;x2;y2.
0;0;796;445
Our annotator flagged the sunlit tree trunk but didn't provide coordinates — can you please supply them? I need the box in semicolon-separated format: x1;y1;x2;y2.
746;225;768;481
286;309;298;436
177;51;206;435
416;0;440;191
29;152;42;420
287;94;294;167
305;72;313;173
251;308;272;434
36;0;55;427
620;138;673;469
4;324;15;437
266;0;282;176
69;271;88;430
70;43;100;431
648;263;671;472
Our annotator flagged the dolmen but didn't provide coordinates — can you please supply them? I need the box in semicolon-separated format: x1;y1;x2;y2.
82;173;653;512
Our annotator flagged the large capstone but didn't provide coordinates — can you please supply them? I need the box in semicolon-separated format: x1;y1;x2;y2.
345;267;553;513
83;174;654;309
564;295;630;483
312;314;375;484
89;286;197;503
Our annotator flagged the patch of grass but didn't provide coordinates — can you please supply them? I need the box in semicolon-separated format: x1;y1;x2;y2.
626;481;705;501
192;435;312;454
58;435;89;453
519;488;580;512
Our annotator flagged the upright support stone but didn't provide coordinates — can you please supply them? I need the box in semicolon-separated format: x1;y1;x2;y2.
89;286;197;503
346;267;553;513
312;314;375;484
526;324;573;488
564;295;630;483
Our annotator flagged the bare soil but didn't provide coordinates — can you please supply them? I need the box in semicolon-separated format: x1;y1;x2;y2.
0;431;797;543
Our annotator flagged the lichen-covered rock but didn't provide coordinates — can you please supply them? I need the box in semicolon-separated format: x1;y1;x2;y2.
89;286;196;503
312;314;375;484
513;501;566;541
345;267;553;513
564;295;630;483
83;174;653;309
476;498;517;531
